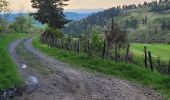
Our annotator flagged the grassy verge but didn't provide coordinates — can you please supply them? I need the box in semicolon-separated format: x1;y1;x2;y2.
0;33;27;90
33;37;170;99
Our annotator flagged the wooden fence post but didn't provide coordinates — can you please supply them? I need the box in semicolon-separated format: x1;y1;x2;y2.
77;39;80;53
102;39;106;59
157;57;162;74
157;57;161;68
168;60;170;75
115;43;118;62
125;44;130;62
87;40;91;55
148;51;153;72
144;46;148;69
61;38;63;49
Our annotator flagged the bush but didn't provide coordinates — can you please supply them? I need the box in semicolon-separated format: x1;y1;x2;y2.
40;27;63;47
45;27;63;38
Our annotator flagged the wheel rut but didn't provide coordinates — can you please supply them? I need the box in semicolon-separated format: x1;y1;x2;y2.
8;37;163;100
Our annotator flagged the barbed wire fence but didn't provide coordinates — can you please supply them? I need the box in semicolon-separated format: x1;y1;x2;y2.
130;43;170;75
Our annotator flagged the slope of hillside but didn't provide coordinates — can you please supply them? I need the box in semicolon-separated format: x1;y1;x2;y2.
63;1;170;43
64;12;91;20
115;7;170;43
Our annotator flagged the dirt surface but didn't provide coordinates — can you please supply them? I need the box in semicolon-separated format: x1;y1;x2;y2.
8;37;163;100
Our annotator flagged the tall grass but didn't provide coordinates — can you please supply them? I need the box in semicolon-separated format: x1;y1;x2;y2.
0;33;26;90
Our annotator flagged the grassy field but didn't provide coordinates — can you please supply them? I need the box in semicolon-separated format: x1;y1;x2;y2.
0;33;27;90
131;43;170;61
33;37;170;99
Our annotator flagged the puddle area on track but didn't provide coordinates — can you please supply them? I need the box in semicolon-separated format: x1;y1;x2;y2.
21;64;27;69
26;76;38;85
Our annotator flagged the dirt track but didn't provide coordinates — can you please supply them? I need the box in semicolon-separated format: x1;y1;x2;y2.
8;37;163;100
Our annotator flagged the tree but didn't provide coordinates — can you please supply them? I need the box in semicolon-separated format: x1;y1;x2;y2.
0;0;10;36
10;15;34;33
90;26;104;54
31;0;70;46
25;16;34;33
15;16;27;33
31;0;69;29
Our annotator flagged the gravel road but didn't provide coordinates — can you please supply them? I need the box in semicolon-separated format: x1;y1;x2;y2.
8;37;163;100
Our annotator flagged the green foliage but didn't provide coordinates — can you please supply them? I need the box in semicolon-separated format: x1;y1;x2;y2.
45;27;64;38
0;25;3;33
31;0;70;29
41;27;64;46
150;0;170;13
90;27;104;52
0;33;26;90
125;18;138;29
10;15;34;33
33;37;170;99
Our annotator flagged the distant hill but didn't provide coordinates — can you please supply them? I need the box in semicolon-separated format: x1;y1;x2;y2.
5;13;28;22
64;12;91;20
63;1;170;43
64;8;104;14
1;12;91;23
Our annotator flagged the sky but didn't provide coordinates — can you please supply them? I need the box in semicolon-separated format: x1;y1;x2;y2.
7;0;155;12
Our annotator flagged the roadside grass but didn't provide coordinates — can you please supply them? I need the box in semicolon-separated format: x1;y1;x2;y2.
33;37;170;99
0;33;27;90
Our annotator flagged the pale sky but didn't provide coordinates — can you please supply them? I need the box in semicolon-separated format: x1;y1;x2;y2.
7;0;155;11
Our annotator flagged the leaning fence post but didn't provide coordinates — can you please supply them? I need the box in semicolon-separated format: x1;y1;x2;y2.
148;51;153;72
144;46;148;69
125;44;130;62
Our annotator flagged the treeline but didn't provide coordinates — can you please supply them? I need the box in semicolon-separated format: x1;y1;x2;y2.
63;7;121;35
63;1;154;35
150;0;170;12
161;20;170;30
